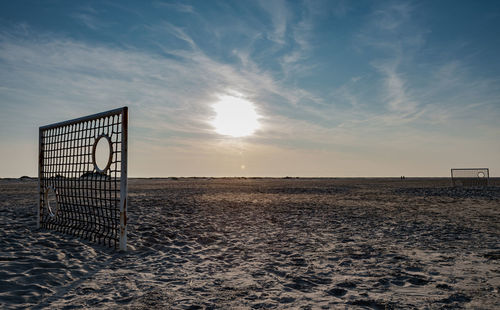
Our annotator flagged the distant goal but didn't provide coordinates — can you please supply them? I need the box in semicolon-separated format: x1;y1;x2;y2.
451;168;489;187
38;107;128;250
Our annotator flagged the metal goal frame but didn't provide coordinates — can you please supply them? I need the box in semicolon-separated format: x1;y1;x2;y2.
451;168;489;187
38;107;128;250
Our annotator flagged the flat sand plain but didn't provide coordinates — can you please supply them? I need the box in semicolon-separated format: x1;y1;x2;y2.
1;177;499;309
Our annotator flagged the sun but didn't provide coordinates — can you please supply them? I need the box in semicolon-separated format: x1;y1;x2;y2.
212;94;260;137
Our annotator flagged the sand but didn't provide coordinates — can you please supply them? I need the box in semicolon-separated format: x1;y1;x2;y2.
0;177;499;309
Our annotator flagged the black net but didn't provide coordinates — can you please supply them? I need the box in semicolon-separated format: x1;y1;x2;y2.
451;168;489;187
39;108;127;248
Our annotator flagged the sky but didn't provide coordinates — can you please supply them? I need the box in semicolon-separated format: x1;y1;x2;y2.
0;0;499;177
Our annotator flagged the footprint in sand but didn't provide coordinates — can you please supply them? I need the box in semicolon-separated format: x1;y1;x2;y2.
326;288;347;297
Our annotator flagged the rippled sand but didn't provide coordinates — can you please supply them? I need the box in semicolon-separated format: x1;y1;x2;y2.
1;178;499;309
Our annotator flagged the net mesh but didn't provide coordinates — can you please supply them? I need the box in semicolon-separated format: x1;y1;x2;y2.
39;108;126;248
451;168;489;187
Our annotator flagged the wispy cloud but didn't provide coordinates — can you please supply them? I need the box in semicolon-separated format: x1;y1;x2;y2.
351;1;425;122
72;5;109;30
372;58;417;114
257;0;289;44
281;13;314;76
0;26;323;144
73;13;102;30
153;1;195;14
372;2;413;31
162;22;197;49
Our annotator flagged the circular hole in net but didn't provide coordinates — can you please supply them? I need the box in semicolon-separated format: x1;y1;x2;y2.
45;186;59;217
477;172;485;178
93;135;112;173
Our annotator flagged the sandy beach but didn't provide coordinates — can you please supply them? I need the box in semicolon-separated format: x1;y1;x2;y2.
0;177;499;309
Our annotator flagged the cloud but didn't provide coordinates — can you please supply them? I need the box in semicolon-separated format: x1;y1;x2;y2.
153;1;195;14
280;14;314;76
372;58;418;114
162;22;197;49
0;27;326;146
72;5;109;30
349;1;426;123
73;13;102;30
372;2;413;31
257;0;289;44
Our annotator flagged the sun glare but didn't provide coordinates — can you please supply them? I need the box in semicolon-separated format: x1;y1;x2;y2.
212;94;260;137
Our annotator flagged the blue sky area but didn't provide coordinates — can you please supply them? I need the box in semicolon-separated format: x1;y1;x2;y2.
1;1;499;177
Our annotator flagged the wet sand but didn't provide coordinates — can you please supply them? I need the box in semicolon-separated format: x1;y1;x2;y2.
1;177;499;309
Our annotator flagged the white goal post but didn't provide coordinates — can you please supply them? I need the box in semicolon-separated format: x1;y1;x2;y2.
451;168;489;187
38;107;128;250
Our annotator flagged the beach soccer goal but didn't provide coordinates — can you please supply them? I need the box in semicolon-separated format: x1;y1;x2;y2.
451;168;489;187
38;107;128;250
